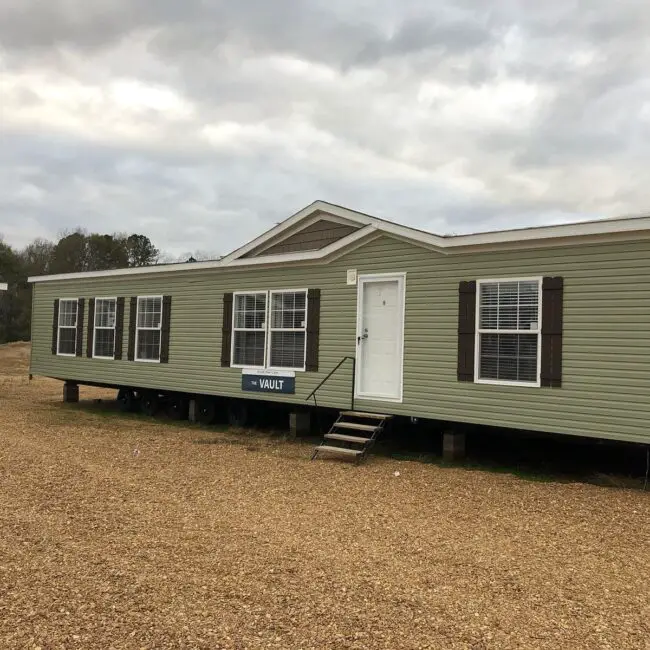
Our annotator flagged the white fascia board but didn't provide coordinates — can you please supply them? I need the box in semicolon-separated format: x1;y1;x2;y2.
28;259;225;283
311;201;650;247
225;225;378;266
369;218;446;249
220;200;385;262
221;199;444;263
249;211;363;257
447;214;650;247
223;199;650;262
26;201;650;284
27;226;379;282
219;200;326;263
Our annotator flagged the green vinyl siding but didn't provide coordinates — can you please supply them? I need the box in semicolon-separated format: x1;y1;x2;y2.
31;234;650;444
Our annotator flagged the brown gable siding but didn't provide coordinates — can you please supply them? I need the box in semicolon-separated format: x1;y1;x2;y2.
244;219;359;257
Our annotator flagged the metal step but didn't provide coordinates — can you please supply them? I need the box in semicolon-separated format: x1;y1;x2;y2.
325;433;371;444
316;445;363;456
339;411;391;420
334;422;378;432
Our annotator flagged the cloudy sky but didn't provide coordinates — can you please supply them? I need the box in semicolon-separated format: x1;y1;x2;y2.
2;1;650;258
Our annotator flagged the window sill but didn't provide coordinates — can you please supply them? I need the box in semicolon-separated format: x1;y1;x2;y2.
232;364;305;373
134;358;161;364
267;366;305;373
56;353;77;357
475;378;541;388
93;355;115;360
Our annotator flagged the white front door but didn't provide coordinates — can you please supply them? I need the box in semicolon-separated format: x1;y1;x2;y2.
356;274;405;402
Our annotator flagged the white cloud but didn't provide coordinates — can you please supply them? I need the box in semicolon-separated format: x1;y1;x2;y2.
0;63;196;147
1;0;650;257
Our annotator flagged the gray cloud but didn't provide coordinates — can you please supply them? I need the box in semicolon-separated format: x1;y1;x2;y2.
1;0;650;257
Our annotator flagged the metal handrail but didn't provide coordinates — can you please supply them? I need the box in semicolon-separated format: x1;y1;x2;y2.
305;356;356;411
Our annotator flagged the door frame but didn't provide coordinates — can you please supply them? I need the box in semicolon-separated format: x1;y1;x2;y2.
355;272;406;403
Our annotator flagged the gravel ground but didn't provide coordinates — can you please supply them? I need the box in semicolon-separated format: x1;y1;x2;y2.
1;343;648;649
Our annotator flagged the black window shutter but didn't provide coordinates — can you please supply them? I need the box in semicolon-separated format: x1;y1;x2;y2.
51;299;60;355
114;297;125;360
160;296;172;364
541;277;564;387
221;293;233;367
306;288;321;372
86;298;96;358
457;281;477;382
127;297;138;361
75;298;85;357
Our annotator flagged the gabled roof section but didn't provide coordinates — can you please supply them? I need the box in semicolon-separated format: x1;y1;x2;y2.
220;202;378;263
241;212;361;258
28;200;650;283
224;199;650;263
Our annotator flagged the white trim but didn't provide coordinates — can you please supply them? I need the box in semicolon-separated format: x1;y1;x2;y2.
242;368;295;378
226;226;377;267
266;288;308;372
0;283;7;291
134;295;163;363
230;289;309;372
218;202;351;263
30;260;224;283
474;277;543;388
27;200;650;284
57;298;79;357
475;276;543;285
230;291;268;370
474;378;541;388
27;224;377;282
355;272;406;403
92;296;117;360
247;212;362;257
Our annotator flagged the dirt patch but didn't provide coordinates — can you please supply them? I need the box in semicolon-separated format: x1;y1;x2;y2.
0;340;32;375
1;344;649;649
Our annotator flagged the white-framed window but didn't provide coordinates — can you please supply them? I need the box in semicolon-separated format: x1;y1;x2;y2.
231;289;308;371
93;297;117;359
57;298;78;356
232;292;268;368
135;296;162;362
268;290;307;371
475;278;542;386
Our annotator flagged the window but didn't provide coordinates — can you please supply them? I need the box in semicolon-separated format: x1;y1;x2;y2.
232;292;267;367
135;296;162;362
268;290;307;370
57;299;78;356
231;289;308;370
93;298;116;359
476;279;541;385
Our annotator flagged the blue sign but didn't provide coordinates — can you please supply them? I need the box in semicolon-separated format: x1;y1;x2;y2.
242;372;295;394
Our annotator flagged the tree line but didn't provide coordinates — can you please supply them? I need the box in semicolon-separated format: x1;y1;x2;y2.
0;231;160;344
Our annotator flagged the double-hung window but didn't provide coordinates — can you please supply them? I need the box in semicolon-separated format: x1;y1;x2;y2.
231;289;308;370
232;292;268;368
57;299;78;356
476;278;542;386
135;296;162;362
268;290;307;370
93;298;117;359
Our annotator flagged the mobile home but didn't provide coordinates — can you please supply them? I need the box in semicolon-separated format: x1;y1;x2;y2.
28;201;650;457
